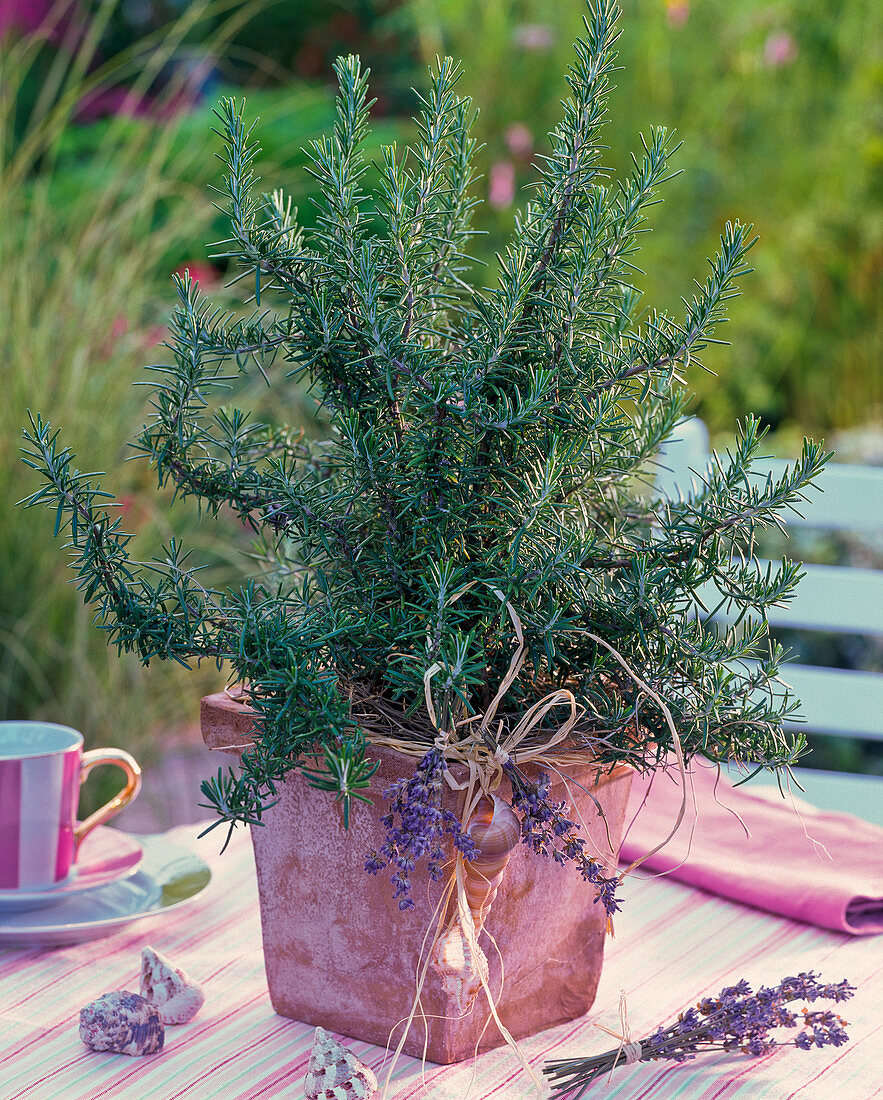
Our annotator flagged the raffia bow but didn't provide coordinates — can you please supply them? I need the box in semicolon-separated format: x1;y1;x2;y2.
370;590;688;877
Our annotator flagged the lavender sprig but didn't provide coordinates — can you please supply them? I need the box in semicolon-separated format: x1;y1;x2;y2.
544;971;855;1097
364;748;478;909
504;764;622;918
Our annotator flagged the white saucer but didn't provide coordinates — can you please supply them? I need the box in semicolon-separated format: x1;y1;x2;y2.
0;834;211;945
0;827;143;911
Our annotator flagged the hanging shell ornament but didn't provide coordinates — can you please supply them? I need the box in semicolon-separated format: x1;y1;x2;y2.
429;917;490;1014
79;991;164;1055
303;1026;378;1100
430;793;521;1014
461;793;521;931
140;945;205;1024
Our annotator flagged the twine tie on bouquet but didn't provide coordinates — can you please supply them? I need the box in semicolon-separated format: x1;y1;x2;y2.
622;1042;643;1065
593;991;643;1079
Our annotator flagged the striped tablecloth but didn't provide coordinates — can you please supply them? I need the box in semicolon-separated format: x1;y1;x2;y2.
1;823;879;1100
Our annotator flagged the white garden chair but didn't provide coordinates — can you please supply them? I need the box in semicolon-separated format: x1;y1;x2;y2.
657;418;883;822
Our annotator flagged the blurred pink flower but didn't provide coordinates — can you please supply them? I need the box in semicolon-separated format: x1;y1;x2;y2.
76;62;213;123
75;86;153;122
488;160;516;210
0;0;54;39
505;123;533;158
144;325;167;348
101;316;166;358
664;0;690;28
174;261;222;289
118;492;151;531
764;30;798;67
513;23;554;51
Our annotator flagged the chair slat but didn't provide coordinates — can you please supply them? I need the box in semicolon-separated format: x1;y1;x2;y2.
698;561;883;637
743;662;883;740
788;768;883;826
750;460;882;532
659;420;883;747
721;765;883;827
657;426;883;533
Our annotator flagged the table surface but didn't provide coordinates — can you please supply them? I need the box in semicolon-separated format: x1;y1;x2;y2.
1;819;880;1100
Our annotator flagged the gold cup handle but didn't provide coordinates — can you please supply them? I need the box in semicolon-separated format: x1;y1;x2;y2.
74;748;142;852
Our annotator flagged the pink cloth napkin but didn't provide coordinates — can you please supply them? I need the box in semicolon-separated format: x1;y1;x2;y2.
620;761;883;935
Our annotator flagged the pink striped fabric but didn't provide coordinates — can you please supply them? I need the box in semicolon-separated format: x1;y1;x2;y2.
0;822;879;1099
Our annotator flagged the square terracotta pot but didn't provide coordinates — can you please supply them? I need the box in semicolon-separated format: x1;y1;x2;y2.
201;691;633;1063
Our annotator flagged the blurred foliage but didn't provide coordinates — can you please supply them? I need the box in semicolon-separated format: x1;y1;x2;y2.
1;1;411;773
0;1;257;768
95;0;418;110
408;0;881;437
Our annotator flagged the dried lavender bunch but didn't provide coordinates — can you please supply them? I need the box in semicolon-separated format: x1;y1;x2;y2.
544;972;855;1097
504;764;622;917
365;749;478;909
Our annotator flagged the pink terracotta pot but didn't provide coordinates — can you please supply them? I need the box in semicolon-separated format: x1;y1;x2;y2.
200;691;633;1064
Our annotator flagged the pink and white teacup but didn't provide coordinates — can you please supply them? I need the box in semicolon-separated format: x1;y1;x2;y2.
0;722;141;892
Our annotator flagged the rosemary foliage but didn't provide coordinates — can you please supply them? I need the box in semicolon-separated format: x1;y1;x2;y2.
21;2;827;840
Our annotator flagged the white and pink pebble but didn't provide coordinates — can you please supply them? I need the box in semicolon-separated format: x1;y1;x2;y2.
140;945;205;1024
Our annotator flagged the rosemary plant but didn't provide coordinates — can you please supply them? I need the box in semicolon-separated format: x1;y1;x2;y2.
22;3;826;877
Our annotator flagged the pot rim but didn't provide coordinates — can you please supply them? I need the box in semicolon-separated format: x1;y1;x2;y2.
199;690;634;786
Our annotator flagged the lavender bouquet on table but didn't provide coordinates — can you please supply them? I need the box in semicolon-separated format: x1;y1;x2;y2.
544;972;855;1098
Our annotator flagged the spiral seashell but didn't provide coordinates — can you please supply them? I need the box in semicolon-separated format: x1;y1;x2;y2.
463;793;521;931
429;793;520;1014
303;1026;378;1099
429;919;490;1015
79;991;164;1056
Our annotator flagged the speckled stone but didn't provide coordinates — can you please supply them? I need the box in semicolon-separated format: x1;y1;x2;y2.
303;1027;377;1099
79;991;164;1055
